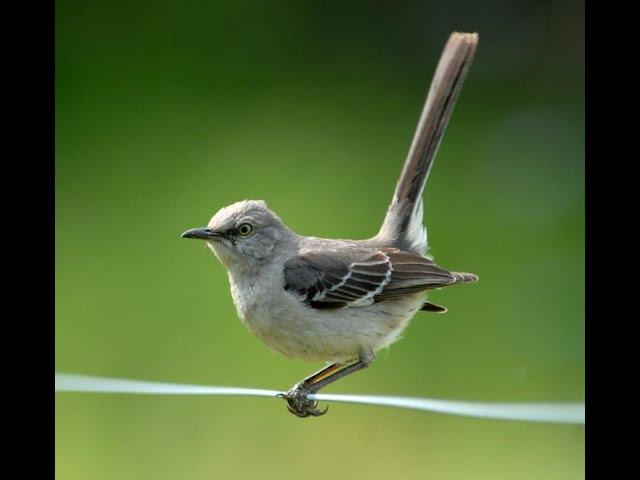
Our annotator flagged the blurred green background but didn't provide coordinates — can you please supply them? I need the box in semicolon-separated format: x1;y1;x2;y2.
55;1;584;479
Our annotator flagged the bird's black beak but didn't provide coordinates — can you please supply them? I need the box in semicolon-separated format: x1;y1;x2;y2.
181;227;221;240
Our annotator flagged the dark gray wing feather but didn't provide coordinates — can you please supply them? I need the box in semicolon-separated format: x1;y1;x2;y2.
283;249;392;309
373;248;458;301
284;247;477;310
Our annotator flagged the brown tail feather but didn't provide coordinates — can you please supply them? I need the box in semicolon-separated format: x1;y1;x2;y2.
376;33;479;254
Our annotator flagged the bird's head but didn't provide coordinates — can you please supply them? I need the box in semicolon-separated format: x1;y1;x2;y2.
182;200;294;272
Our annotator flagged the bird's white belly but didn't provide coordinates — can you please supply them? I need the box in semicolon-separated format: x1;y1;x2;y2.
230;275;424;362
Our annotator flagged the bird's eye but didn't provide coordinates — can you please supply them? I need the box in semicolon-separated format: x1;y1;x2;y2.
237;223;253;237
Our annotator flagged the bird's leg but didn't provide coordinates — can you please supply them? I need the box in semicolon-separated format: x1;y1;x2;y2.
280;352;374;418
277;363;342;417
298;362;345;386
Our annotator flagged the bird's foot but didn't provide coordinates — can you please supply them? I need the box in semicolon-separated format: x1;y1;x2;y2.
278;384;328;418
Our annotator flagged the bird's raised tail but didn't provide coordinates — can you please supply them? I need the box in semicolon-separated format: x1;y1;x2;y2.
375;32;478;254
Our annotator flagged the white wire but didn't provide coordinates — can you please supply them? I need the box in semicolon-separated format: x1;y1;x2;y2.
55;374;280;397
56;373;584;425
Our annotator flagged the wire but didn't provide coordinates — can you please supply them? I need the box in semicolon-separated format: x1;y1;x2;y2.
56;373;584;424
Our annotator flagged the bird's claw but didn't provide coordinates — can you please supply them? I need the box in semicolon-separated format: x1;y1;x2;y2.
278;386;328;418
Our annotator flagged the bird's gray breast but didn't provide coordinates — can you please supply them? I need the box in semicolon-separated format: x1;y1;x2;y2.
227;266;287;333
229;272;259;321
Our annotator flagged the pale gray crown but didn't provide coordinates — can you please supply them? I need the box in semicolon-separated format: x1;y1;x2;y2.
203;200;295;270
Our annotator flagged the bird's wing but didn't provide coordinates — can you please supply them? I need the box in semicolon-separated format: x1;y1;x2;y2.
283;247;472;310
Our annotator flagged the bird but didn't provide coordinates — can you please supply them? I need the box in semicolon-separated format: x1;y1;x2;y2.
182;32;479;418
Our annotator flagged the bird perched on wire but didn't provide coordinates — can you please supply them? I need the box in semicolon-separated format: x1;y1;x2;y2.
182;32;479;418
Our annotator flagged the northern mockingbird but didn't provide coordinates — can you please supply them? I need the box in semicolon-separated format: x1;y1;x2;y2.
182;32;479;418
